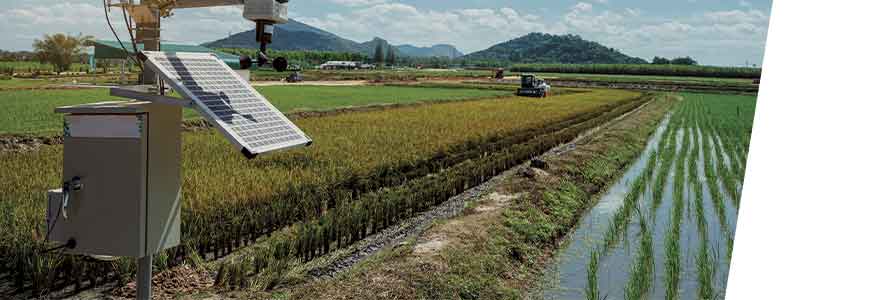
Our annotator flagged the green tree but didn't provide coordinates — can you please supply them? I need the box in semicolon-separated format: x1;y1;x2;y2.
652;56;671;65
32;33;92;74
374;42;385;66
670;56;698;65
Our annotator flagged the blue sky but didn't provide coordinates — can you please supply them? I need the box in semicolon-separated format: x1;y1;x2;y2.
0;0;772;66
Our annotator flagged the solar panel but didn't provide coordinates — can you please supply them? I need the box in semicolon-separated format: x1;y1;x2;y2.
140;51;311;158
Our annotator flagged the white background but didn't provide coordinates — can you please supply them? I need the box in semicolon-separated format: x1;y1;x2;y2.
726;1;870;299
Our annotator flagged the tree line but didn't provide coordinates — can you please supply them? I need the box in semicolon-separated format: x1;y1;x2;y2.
652;56;699;66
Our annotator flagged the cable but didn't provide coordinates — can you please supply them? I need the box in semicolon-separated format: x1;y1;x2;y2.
103;0;142;72
121;2;144;71
121;2;140;56
44;191;64;243
44;178;82;253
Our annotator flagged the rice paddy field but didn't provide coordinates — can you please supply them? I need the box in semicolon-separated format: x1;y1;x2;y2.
251;68;756;89
541;92;754;300
0;85;510;135
0;85;648;296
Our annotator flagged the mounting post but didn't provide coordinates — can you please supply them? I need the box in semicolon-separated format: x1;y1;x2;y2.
137;255;153;300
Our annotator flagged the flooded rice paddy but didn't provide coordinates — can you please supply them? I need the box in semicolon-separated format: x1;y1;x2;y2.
540;93;754;300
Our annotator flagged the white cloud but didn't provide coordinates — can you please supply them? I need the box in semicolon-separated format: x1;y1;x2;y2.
297;3;551;52
325;0;389;7
0;2;255;49
0;3;115;49
573;2;594;12
558;7;770;65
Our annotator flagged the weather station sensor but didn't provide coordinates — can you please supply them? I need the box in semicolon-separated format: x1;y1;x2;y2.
45;1;308;299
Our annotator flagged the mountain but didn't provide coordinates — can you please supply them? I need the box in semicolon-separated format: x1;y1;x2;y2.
203;20;364;53
204;19;459;58
396;44;463;58
462;33;647;64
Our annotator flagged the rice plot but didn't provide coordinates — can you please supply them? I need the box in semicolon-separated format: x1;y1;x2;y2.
543;92;756;300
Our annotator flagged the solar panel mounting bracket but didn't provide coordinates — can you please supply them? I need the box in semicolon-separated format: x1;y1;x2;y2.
109;86;195;109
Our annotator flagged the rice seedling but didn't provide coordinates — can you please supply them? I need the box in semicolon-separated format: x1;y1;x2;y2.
651;119;679;215
573;92;755;300
623;209;655;300
687;116;718;300
700;113;731;237
584;249;602;300
599;148;658;252
664;109;691;300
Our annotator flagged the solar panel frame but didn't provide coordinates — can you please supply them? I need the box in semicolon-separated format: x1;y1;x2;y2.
140;51;312;156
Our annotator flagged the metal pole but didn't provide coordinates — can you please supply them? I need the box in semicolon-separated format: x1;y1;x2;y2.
136;255;152;300
135;4;160;85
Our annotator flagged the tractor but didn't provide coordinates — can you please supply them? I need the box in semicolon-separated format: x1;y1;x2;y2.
286;65;303;83
516;74;550;98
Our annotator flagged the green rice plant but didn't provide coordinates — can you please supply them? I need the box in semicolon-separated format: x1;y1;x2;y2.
584;249;602;300
623;209;655;300
688;121;717;300
664;108;691;300
566;93;753;300
651;117;679;214
701;126;730;237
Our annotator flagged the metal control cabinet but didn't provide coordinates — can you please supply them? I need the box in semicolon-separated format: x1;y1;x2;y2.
48;101;182;258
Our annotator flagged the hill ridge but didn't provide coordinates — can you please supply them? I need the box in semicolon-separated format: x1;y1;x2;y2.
463;32;647;64
204;19;463;58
